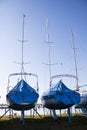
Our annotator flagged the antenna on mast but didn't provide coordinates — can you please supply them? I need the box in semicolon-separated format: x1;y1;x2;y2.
71;29;79;91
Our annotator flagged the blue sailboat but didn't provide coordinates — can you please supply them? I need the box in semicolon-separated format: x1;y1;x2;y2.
41;18;80;123
71;30;87;117
75;84;87;116
41;79;80;123
6;15;39;123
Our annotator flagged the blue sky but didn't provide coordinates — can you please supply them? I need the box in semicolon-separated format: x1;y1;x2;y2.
0;0;87;103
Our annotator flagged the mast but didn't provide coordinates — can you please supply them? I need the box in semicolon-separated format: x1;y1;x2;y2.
46;18;51;86
44;18;57;87
43;17;53;87
71;29;79;90
18;14;29;79
21;14;26;74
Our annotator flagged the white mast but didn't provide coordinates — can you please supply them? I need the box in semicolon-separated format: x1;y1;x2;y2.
46;18;51;86
21;14;25;74
19;14;26;79
71;29;79;90
18;14;29;79
43;17;53;87
44;18;57;87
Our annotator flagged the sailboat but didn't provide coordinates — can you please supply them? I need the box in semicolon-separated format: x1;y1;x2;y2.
41;19;80;123
6;15;39;122
41;75;80;123
71;30;87;116
42;76;80;109
75;86;87;116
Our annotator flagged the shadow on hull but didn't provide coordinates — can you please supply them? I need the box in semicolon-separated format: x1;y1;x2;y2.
43;102;74;110
7;98;36;110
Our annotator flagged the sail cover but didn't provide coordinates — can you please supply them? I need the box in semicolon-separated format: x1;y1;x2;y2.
43;80;80;105
7;79;39;104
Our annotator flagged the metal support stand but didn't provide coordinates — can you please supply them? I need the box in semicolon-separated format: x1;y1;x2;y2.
51;110;58;120
0;108;9;119
67;107;72;123
20;110;25;125
33;108;42;118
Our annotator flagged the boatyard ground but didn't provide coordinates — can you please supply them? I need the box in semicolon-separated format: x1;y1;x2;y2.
0;114;87;130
